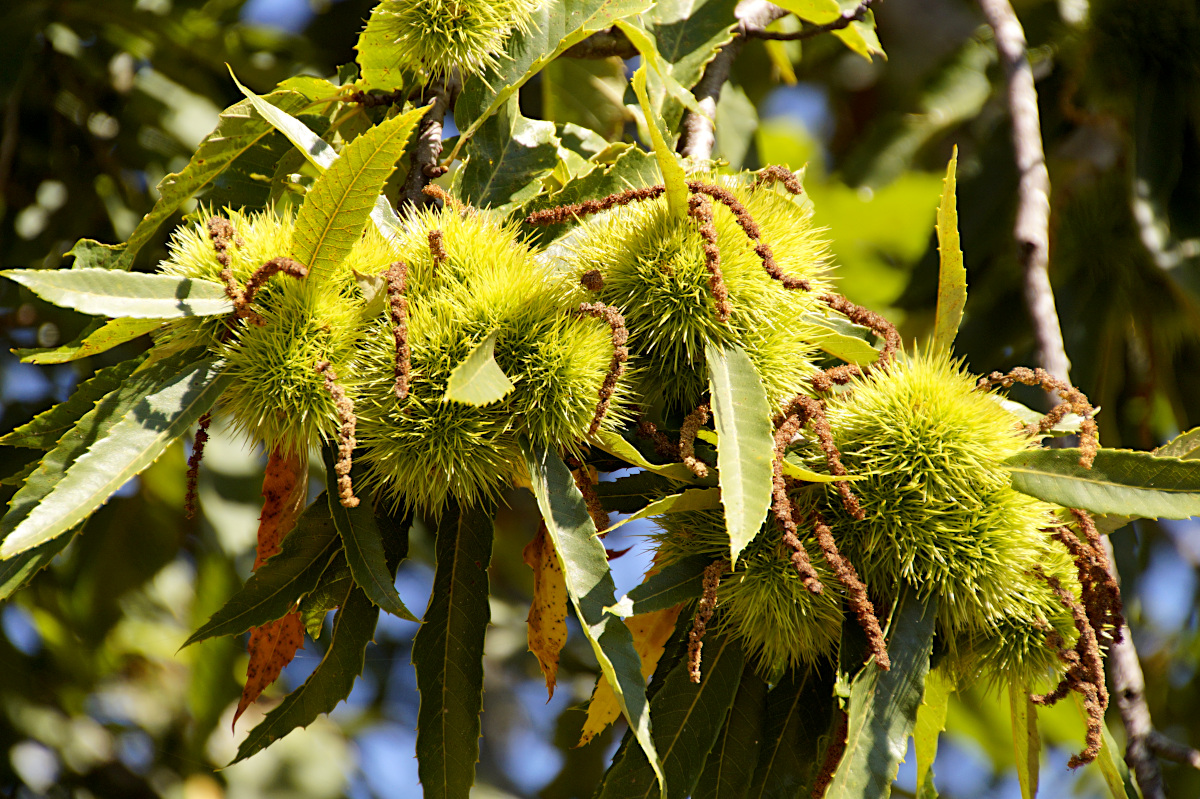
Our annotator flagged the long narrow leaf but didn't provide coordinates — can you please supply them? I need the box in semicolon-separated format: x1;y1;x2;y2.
747;667;836;798
914;667;951;799
1074;694;1131;799
631;65;689;220
597;633;745;798
16;318;162;364
1;358;144;449
413;500;495;799
323;447;417;621
230;69;337;170
931;146;965;353
0;357;231;558
292;106;425;280
522;438;666;792
705;342;774;567
1006;447;1200;519
182;499;340;647
594;430;700;483
601;487;722;536
1009;677;1039;799
233;583;379;762
3;269;230;319
825;592;938;799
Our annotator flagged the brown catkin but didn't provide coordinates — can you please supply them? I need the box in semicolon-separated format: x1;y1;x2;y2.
636;418;681;461
525;186;666;226
242;257;308;308
575;302;629;436
687;180;811;291
976;367;1099;468
427;229;447;268
687;560;724;683
580;269;604;292
810;507;889;670
386;261;411;400
572;467;609;534
687;193;733;322
777;394;863;520
184;412;212;520
315;361;359;508
820;293;901;374
754;165;805;196
679;403;712;478
772;414;823;594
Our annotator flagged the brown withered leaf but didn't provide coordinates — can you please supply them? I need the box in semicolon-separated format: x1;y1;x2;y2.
523;522;569;699
234;449;310;729
577;603;683;747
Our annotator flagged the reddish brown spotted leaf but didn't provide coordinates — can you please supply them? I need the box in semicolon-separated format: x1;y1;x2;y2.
523;522;569;698
234;448;309;728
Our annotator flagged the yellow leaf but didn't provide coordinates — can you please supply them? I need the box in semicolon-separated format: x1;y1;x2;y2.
932;145;965;353
577;603;682;746
523;523;569;698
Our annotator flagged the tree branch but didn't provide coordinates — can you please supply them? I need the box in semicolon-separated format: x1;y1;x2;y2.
402;78;459;208
979;2;1177;795
978;0;1069;384
678;0;788;160
744;0;875;41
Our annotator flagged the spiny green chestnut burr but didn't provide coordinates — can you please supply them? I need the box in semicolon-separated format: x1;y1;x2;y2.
156;207;397;455
353;206;632;514
652;509;843;672
809;350;1082;666
554;176;833;413
358;0;540;82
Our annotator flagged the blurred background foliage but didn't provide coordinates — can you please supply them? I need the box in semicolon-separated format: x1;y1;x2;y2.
1;0;1200;796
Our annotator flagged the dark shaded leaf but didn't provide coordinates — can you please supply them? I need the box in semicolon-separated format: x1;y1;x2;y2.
413;499;495;799
608;555;710;617
594;471;683;513
458;97;560;213
696;663;770;799
747;667;836;799
1;357;144;449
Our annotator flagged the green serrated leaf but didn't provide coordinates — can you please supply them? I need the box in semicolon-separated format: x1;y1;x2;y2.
1155;427;1200;459
594;430;700;483
442;330;516;406
0;349;204;589
705;342;774;568
450;0;654;157
299;552;354;638
932;146;965;354
597;633;745;799
413;499;495;799
1010;677;1039;799
323;447;417;621
66;239;128;271
522;438;665;792
233;583;379;762
773;0;839;22
614;19;708;122
914;667;950;799
459;97;560;213
2;269;230;319
230;68;337;171
1006;447;1200;519
0;356;231;559
16;318;162;365
292;106;425;280
1075;694;1131;799
118;82;333;269
747;666;836;798
696;663;769;799
601;487;723;535
182;499;340;648
631;65;689;221
1;358;144;449
608;555;710;617
800;311;881;366
825;592;938;799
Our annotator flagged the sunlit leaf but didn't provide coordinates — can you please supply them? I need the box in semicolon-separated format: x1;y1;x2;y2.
932;146;965;353
0;356;230;559
1074;694;1131;799
1009;677;1039;799
230;69;337;170
523;438;665;789
15;318;162;364
593;430;701;483
442;330;516;406
631;65;689;221
291;106;425;280
914;667;950;799
600;487;722;535
1;358;143;449
1006;447;1200;519
706;342;774;567
2;269;230;319
413;499;495;799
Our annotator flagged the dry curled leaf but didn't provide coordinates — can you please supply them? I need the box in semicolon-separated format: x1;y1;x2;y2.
523;522;569;698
